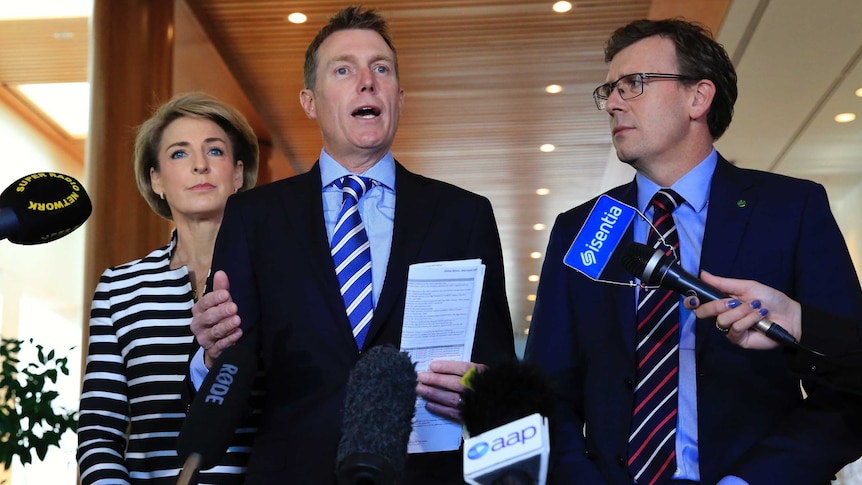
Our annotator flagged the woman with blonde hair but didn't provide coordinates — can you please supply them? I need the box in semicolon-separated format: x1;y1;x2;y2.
77;92;259;484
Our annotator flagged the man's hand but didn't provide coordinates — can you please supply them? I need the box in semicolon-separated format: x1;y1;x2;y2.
416;360;486;422
191;270;242;368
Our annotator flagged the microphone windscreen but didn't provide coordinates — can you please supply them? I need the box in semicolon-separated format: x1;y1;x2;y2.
620;242;665;285
460;360;556;438
336;344;417;481
0;172;92;245
177;344;257;470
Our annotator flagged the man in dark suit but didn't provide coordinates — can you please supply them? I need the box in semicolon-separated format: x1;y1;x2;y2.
524;19;862;485
188;6;515;484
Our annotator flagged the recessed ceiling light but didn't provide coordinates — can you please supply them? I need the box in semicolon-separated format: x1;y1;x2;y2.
536;187;550;196
0;0;92;20
530;251;542;259
533;223;545;231
287;12;307;24
545;84;562;94
17;82;90;138
523;327;530;335
552;1;573;13
540;144;555;152
855;87;862;97
527;294;536;301
528;275;540;282
835;113;857;123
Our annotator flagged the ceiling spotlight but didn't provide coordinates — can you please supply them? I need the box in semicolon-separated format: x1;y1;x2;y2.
530;251;542;259
527;294;537;301
533;223;545;231
540;144;555;152
536;188;550;196
287;12;307;24
855;87;862;97
552;1;573;13
545;84;563;94
528;274;540;282
524;327;530;335
835;113;857;123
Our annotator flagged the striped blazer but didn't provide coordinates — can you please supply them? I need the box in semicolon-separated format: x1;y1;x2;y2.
77;232;255;484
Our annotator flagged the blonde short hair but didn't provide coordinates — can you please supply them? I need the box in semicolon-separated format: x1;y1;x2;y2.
133;92;260;220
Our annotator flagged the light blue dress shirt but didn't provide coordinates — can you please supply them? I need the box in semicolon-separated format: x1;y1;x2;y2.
319;149;396;306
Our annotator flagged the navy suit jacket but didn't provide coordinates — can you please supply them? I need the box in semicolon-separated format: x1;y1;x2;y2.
525;156;862;485
210;161;515;484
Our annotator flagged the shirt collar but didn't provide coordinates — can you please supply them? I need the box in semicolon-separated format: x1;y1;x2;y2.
636;148;717;214
319;149;396;191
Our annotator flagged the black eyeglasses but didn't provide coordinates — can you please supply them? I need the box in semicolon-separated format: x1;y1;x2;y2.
592;73;696;110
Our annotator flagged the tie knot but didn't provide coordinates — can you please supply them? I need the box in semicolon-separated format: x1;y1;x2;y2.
338;175;374;202
650;189;684;215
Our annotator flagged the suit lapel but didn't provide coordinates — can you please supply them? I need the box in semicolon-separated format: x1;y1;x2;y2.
282;163;359;352
696;156;755;350
364;162;435;346
608;183;639;359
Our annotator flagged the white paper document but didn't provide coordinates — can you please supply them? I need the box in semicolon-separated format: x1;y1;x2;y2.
400;259;485;454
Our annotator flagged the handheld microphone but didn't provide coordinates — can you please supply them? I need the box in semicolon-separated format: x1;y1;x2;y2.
460;361;556;485
0;172;92;245
336;344;417;485
620;242;799;347
176;344;258;485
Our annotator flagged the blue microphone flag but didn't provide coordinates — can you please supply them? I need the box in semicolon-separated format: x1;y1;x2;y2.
563;195;636;280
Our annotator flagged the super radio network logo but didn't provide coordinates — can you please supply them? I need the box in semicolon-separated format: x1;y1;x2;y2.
563;195;636;280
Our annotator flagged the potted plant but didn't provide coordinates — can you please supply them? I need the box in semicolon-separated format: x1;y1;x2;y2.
0;337;78;469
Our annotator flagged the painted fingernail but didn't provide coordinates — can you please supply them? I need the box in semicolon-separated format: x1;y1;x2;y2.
759;308;769;317
688;297;698;307
727;299;742;309
750;300;762;310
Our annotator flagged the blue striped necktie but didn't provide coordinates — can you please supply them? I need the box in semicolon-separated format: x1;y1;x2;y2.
628;188;684;485
331;175;375;350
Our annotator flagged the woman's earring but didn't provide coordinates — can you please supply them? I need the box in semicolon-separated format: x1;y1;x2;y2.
159;192;164;200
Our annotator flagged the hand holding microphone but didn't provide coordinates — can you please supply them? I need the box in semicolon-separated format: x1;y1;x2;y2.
681;271;803;350
620;242;800;348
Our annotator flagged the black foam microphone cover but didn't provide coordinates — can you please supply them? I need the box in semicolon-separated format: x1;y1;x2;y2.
0;172;92;245
177;343;257;471
459;360;556;438
336;344;418;485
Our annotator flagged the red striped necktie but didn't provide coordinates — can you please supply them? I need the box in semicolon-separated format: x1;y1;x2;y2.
628;188;685;485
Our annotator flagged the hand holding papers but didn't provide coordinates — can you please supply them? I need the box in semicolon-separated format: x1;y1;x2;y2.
400;259;485;454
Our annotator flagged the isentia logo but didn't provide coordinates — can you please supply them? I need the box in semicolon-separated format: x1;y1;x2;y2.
579;204;623;267
466;425;538;461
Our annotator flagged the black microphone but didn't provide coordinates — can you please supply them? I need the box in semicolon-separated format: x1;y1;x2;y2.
460;360;556;485
0;172;92;244
336;344;417;485
176;344;258;485
620;242;799;347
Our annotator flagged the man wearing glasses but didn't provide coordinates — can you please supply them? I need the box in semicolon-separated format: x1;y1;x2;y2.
525;18;862;485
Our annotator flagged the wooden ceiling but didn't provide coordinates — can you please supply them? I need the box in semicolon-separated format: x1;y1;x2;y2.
0;0;732;346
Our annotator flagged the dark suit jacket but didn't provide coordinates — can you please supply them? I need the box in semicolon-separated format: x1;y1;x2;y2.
524;156;862;485
210;161;515;484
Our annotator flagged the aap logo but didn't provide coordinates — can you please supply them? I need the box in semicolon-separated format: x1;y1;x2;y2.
467;441;490;460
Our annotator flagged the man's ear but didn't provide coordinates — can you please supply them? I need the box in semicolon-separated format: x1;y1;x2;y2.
300;89;317;120
689;79;716;121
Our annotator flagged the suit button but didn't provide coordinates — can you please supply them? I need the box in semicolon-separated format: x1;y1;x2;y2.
624;377;634;389
617;455;626;467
